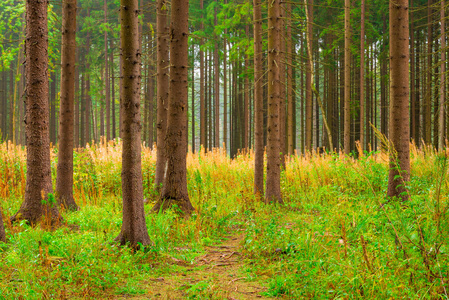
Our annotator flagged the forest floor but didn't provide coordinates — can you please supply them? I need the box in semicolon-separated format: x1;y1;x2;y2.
122;229;269;300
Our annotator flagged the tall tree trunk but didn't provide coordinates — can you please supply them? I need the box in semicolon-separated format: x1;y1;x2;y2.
200;0;206;152
74;50;79;147
344;0;351;154
56;0;78;210
154;0;169;192
286;1;294;155
214;6;220;149
157;0;195;214
12;0;61;224
360;0;365;151
279;4;285;165
80;73;85;146
253;0;263;196
439;0;445;150
387;0;410;201
223;1;228;151
104;0;110;140
305;0;313;152
265;0;283;204
115;0;151;247
425;0;432;145
110;39;116;139
50;71;57;145
191;45;195;153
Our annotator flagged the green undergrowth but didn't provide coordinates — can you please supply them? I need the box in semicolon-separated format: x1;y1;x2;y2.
0;142;448;299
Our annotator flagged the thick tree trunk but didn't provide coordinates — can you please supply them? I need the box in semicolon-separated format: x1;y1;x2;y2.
156;0;195;215
56;0;78;211
265;0;283;204
253;0;263;196
154;0;169;192
387;0;410;201
12;0;61;225
344;0;351;154
115;0;151;247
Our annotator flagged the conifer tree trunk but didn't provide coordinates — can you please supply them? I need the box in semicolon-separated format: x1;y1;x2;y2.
12;0;61;225
214;6;220;149
439;0;445;150
200;0;206;151
115;0;151;247
253;0;263;196
110;40;116;139
286;1;294;155
305;0;313;152
360;0;365;151
155;0;169;192
56;0;78;210
425;0;432;145
223;0;228;151
344;0;351;154
156;0;194;214
388;0;410;201
50;71;56;145
266;0;283;204
104;0;110;141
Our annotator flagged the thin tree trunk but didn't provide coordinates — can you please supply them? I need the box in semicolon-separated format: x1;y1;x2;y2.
425;0;432;145
191;45;195;153
154;0;169;192
56;0;78;210
12;0;61;224
439;0;445;150
344;0;351;154
110;40;116;139
387;0;410;201
200;0;206;151
223;0;228;150
360;0;365;151
104;0;110;140
253;0;263;196
214;6;220;149
115;0;151;247
286;1;294;155
305;0;313;152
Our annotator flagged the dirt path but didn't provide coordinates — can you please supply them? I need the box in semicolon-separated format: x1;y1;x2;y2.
142;231;270;299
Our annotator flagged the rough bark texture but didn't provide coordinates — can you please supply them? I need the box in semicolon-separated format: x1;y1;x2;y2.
253;0;263;196
155;0;195;215
11;0;61;225
56;0;78;211
265;0;283;204
344;0;351;155
387;0;410;201
154;0;169;192
115;0;151;247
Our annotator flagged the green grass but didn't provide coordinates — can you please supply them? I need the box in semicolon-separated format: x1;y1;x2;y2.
0;142;448;299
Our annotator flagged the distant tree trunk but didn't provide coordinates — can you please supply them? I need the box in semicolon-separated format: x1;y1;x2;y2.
360;0;365;151
0;209;5;242
104;0;110;140
155;0;195;214
265;0;283;204
214;6;220;149
56;0;78;211
410;0;417;144
191;45;195;153
155;0;169;192
253;0;263;196
50;71;57;145
439;0;445;150
387;0;410;201
425;0;432;145
344;0;351;154
286;1;294;155
80;73;85;146
200;0;206;151
110;39;116;139
74;50;80;147
381;19;388;139
279;4;285;165
305;0;313;152
115;0;151;247
223;1;228;151
12;0;61;224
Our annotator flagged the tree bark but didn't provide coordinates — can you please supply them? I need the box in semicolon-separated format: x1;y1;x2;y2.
305;0;313;152
253;0;263;196
214;6;220;149
387;0;410;201
439;0;445;150
12;0;61;225
115;0;151;247
200;0;206;152
156;0;195;214
154;0;169;192
104;0;110;141
425;0;432;145
360;0;365;151
56;0;78;210
344;0;351;154
265;0;283;204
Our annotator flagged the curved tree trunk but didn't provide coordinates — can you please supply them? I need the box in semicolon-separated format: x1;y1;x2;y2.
253;0;263;197
265;0;283;204
154;0;169;192
156;0;195;215
387;0;410;201
115;0;151;247
56;0;79;211
12;0;61;225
